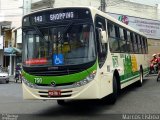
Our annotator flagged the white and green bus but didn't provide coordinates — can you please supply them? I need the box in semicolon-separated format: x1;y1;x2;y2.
22;6;149;105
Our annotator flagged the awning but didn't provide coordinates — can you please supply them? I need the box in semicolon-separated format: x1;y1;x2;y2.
4;47;21;55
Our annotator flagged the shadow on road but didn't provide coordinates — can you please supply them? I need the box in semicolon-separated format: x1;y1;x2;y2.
39;100;106;116
34;78;150;117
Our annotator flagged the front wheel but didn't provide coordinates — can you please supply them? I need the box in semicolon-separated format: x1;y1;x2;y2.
102;76;118;104
137;71;143;87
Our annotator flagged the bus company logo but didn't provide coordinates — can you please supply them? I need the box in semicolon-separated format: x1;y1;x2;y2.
51;81;56;87
118;15;129;25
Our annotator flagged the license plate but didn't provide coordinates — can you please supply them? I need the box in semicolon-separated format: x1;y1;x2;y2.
48;90;61;96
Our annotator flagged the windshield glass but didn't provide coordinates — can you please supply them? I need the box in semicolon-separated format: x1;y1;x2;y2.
22;23;96;66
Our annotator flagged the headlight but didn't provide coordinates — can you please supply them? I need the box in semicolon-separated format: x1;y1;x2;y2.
22;77;36;88
74;70;96;87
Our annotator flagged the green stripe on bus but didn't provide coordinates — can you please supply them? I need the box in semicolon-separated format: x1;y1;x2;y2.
120;74;140;84
120;71;139;84
120;68;149;84
23;62;97;85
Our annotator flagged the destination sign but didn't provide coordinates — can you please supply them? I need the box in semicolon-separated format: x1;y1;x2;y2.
33;12;75;24
23;8;92;26
50;12;74;21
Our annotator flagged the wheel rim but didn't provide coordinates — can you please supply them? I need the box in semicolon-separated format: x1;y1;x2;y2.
140;73;143;84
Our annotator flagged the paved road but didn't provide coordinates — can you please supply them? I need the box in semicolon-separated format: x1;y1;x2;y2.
0;74;160;120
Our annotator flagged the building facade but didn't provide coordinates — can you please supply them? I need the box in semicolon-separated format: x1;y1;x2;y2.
0;0;23;75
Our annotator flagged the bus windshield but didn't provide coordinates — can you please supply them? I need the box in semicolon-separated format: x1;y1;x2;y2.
22;23;96;66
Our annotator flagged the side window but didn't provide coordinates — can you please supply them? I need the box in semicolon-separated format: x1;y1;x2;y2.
126;30;130;52
119;28;124;39
119;28;126;52
137;35;142;53
95;15;107;68
108;22;115;37
108;22;120;52
144;38;148;54
130;33;134;53
141;36;145;54
133;33;138;53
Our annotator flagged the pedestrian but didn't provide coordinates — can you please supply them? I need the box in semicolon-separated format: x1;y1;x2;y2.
150;54;158;74
157;53;160;81
15;64;21;80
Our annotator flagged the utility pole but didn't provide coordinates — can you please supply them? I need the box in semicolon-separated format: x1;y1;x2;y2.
23;0;31;15
0;0;3;67
100;0;106;12
49;0;55;8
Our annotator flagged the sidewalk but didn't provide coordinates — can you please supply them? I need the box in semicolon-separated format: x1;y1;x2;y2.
9;75;15;82
9;75;22;83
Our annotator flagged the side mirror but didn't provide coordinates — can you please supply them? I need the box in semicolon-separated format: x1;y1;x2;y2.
99;28;108;43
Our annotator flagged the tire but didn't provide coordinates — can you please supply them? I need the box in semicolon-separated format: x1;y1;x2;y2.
102;76;118;104
19;76;22;83
57;100;65;106
137;71;143;87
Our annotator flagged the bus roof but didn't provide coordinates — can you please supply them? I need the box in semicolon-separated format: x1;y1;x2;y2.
23;6;147;38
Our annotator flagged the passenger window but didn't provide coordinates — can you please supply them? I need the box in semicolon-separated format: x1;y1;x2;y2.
108;23;116;37
130;33;134;53
95;15;107;68
108;23;119;52
137;35;142;53
119;28;126;52
133;34;138;53
141;37;145;54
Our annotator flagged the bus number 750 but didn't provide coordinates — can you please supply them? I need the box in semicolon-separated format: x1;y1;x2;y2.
34;78;43;84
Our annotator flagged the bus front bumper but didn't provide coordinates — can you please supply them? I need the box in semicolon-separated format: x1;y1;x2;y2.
22;80;100;100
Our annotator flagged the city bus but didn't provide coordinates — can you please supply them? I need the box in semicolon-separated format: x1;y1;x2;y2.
22;6;149;105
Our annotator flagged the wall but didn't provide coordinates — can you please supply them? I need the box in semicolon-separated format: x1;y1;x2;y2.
106;1;158;20
54;0;99;8
148;39;160;59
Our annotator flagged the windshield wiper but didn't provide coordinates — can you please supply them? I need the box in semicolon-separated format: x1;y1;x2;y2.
58;21;73;43
33;26;48;42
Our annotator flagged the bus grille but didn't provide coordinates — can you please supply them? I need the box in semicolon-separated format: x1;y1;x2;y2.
23;61;95;76
36;82;74;87
25;68;85;76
